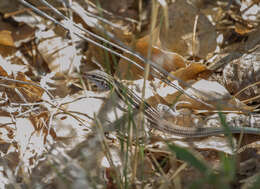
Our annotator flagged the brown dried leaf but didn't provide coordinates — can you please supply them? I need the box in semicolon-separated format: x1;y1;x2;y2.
0;116;15;145
117;30;187;80
16;72;44;102
0;65;8;76
0;64;44;103
168;62;208;83
160;0;217;58
146;94;168;109
234;23;253;35
0;30;14;47
29;112;57;143
0;17;34;48
14;117;51;172
37;30;78;74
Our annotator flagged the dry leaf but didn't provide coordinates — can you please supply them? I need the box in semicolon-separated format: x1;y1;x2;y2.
0;116;15;145
0;65;43;103
36;30;79;74
168;62;208;83
235;23;253;35
15;117;50;172
29;112;57;144
0;64;8;76
0;30;14;47
16;72;44;102
160;0;217;58
117;30;187;80
0;17;34;48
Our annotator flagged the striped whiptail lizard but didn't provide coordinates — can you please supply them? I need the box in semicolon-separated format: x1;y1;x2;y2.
85;70;260;138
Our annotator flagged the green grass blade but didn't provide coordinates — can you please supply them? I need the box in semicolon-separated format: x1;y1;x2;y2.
167;144;208;173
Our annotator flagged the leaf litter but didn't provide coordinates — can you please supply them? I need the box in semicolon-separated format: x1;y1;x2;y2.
0;0;259;188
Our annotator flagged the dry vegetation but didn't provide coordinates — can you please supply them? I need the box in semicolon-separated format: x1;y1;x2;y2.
0;0;260;188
